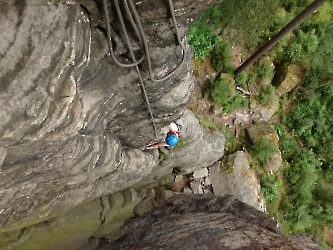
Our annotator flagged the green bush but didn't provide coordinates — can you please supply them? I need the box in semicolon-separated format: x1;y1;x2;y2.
235;71;248;86
223;94;249;113
211;41;234;73
250;138;277;164
257;84;275;106
205;76;249;113
257;63;275;79
205;77;236;105
187;19;219;59
260;172;282;203
280;29;319;64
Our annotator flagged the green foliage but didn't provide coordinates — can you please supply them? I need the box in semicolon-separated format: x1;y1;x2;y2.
159;152;166;162
295;29;318;53
223;94;249;113
186;4;225;59
220;125;239;154
211;41;234;73
280;29;319;64
187;0;281;59
205;77;236;104
257;63;275;79
217;0;280;49
257;84;275;106
205;76;249;113
269;125;328;235
247;61;275;86
235;71;248;86
199;116;216;130
260;172;282;203
187;20;219;59
189;1;333;245
250;138;277;164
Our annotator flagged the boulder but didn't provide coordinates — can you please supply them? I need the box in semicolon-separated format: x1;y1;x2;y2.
209;152;263;211
108;194;324;250
247;122;279;144
274;64;303;95
251;92;280;122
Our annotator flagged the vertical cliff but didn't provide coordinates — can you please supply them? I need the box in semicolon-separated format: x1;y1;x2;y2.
0;0;223;248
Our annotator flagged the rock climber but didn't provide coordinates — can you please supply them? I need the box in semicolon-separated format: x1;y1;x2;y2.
144;122;182;150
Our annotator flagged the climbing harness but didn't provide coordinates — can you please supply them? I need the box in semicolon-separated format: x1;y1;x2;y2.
102;0;185;139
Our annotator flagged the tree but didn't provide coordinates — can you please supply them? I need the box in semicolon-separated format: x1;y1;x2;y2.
234;0;327;75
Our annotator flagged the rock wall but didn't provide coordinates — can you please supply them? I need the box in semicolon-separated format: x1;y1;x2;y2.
109;193;323;250
0;0;223;243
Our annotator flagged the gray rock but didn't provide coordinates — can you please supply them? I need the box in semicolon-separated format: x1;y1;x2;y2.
275;64;303;95
0;198;103;250
174;175;184;183
204;176;211;186
183;186;193;194
190;179;203;194
193;167;209;179
0;0;222;241
251;93;280;122
210;151;262;210
247;121;279;144
109;194;323;250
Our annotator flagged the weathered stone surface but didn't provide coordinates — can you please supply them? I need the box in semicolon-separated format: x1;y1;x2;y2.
247;121;279;144
108;194;323;250
209;152;263;210
93;188;142;240
190;179;203;194
251;92;280;122
193;167;208;179
274;64;303;95
0;187;160;250
0;198;103;250
158;110;225;175
265;152;283;173
0;0;222;245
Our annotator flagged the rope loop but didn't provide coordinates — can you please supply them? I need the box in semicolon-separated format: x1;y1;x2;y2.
102;0;185;139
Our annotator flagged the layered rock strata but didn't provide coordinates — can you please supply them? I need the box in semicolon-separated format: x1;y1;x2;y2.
0;0;222;237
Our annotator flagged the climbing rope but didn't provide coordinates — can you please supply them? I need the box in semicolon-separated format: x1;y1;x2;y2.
102;0;185;139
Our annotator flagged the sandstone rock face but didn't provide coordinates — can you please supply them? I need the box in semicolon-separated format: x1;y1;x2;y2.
108;194;324;250
0;187;167;250
247;121;279;144
209;152;263;211
0;0;221;240
275;64;303;95
251;92;280;122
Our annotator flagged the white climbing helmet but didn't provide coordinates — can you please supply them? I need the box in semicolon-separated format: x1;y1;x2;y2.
169;122;182;135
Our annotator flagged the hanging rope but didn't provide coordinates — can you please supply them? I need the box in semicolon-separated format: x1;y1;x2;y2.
102;0;185;139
